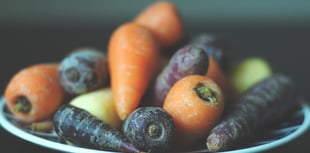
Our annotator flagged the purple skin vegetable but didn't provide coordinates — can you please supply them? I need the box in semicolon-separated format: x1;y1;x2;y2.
206;74;297;151
122;107;175;153
59;48;109;94
153;45;209;106
53;105;144;153
190;33;231;72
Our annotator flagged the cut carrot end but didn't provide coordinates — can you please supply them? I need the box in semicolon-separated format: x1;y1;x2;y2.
193;82;217;104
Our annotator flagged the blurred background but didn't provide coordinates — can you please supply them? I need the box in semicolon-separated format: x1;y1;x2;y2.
0;0;310;152
1;0;310;99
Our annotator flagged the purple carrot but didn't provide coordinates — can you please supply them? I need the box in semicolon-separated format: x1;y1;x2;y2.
206;74;297;151
153;45;209;106
53;105;144;153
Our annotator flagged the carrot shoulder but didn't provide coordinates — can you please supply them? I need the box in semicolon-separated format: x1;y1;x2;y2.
108;22;160;120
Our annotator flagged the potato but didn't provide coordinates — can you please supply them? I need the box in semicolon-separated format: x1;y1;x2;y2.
69;88;121;129
231;57;272;93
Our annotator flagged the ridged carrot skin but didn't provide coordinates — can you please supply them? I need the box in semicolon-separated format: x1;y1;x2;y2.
206;74;297;151
108;22;160;120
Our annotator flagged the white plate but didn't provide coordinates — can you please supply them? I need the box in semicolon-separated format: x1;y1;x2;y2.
0;96;309;153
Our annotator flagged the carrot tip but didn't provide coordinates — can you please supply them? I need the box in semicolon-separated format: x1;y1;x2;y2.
206;136;221;151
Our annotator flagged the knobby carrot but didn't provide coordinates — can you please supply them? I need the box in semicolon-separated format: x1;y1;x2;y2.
163;75;225;148
4;63;65;123
108;22;160;120
134;1;184;48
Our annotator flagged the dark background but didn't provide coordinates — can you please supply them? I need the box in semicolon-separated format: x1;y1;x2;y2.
1;0;310;152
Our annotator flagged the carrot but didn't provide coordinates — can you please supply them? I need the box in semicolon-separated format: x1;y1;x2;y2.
206;74;297;151
134;1;184;48
4;63;65;123
206;57;237;106
163;75;225;147
152;45;209;107
53;104;144;153
191;33;231;72
108;22;160;120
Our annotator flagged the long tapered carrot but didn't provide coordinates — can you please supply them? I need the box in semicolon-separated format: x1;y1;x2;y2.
108;22;160;120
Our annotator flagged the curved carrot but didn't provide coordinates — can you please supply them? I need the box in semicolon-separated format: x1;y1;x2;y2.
4;63;65;123
163;75;225;148
108;22;160;120
134;1;184;48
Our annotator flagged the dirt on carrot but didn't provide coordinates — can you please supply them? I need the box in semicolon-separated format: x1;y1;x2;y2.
4;63;65;123
108;22;160;120
163;75;225;148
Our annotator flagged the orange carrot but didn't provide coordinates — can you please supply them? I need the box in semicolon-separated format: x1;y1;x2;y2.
206;57;237;105
4;63;65;123
163;75;225;148
108;22;160;120
134;1;184;48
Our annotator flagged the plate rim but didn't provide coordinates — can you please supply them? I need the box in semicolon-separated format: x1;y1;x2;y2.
0;97;118;153
0;96;309;153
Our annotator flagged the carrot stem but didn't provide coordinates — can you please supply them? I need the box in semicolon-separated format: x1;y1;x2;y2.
193;82;217;103
14;96;31;113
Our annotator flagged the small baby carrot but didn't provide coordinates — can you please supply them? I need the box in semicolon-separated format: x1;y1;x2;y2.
108;22;160;120
163;75;225;147
4;63;65;123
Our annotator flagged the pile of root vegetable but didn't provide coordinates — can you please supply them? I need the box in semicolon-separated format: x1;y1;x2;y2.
3;1;299;153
